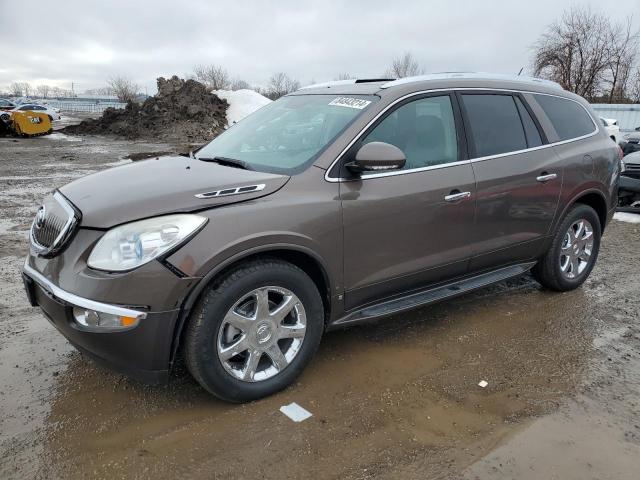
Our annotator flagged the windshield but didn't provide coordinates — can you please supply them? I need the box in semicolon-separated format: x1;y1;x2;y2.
196;94;377;174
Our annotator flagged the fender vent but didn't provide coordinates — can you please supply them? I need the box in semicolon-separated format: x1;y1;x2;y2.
195;184;266;199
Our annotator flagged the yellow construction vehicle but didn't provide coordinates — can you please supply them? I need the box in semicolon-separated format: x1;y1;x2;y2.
0;110;53;137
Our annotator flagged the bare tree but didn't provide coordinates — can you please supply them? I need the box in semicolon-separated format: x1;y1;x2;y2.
20;82;32;97
36;84;51;99
385;52;423;78
603;18;639;103
10;82;23;97
630;68;640;103
230;78;250;90
532;6;613;100
107;76;139;103
193;64;231;90
266;72;300;99
335;73;355;80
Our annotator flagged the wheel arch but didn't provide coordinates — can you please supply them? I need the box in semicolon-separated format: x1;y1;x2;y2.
572;190;608;232
169;245;332;367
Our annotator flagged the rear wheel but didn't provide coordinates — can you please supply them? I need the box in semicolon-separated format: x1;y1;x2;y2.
184;259;324;402
532;204;601;291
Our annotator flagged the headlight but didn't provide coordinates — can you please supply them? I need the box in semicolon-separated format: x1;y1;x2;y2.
620;158;626;173
87;214;207;271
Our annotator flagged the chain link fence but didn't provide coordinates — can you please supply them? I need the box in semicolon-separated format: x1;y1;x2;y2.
45;100;127;113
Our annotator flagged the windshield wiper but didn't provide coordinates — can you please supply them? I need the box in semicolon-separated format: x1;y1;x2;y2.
198;156;253;170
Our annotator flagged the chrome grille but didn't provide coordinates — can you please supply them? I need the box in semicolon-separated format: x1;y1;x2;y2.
30;192;78;257
627;163;640;171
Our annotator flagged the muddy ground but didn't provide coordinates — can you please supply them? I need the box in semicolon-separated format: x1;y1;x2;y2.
1;121;639;479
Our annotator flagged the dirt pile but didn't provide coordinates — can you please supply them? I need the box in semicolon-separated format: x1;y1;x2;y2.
64;76;228;142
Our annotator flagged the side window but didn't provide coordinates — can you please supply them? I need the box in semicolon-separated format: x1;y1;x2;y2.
461;94;527;157
514;97;542;148
533;94;596;141
362;95;458;171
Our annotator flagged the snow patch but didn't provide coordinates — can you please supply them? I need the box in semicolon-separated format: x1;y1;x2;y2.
613;212;640;224
46;133;82;142
212;89;271;126
106;159;132;167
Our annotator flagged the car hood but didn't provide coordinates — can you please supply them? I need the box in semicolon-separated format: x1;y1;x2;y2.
60;156;289;228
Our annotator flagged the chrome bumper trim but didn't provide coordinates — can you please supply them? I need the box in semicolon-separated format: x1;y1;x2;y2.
23;262;148;320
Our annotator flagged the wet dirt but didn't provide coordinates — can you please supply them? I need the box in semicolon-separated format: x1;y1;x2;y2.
1;126;639;479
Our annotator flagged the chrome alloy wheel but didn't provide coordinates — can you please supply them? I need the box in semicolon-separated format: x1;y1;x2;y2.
216;287;307;382
559;219;594;279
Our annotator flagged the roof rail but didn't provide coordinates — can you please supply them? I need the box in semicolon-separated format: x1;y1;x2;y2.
299;79;357;90
380;72;563;89
298;78;395;90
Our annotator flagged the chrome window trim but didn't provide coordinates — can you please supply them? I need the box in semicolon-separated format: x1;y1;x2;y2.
324;87;600;183
30;191;78;256
23;263;148;320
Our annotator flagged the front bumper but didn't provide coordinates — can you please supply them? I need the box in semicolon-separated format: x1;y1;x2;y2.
23;261;183;384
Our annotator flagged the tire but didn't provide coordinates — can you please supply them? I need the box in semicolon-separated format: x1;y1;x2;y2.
184;258;324;402
532;204;601;291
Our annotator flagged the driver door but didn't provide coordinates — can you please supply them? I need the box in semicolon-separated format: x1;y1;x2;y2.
339;94;476;309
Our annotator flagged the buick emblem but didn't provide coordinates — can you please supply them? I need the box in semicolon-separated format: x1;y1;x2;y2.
35;206;46;229
256;323;273;344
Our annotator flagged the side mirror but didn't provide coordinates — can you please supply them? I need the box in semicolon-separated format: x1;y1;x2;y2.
346;142;406;174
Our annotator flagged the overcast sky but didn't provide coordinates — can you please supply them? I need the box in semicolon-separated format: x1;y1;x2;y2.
1;0;638;94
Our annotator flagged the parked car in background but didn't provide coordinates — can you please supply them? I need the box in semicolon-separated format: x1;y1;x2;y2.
619;150;640;210
12;103;61;121
600;117;622;144
0;98;16;111
622;130;640;156
22;73;619;402
11;97;34;105
620;150;640;178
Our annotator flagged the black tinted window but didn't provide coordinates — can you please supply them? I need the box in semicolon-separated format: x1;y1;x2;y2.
533;94;595;141
461;94;527;157
363;95;458;170
514;97;542;147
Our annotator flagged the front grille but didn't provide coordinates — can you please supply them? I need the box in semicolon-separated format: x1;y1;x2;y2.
30;192;79;257
627;164;640;171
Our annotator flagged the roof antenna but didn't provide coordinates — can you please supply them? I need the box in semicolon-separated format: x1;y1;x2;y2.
517;67;524;76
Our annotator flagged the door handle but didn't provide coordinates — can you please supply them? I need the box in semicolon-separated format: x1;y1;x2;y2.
444;191;471;202
536;173;557;183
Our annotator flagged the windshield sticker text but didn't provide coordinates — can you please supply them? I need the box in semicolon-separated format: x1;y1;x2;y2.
328;97;371;109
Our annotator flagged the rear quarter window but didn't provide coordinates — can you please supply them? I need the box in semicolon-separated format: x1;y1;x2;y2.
533;94;596;141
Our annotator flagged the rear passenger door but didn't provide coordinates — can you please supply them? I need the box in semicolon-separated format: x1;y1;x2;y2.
459;92;563;272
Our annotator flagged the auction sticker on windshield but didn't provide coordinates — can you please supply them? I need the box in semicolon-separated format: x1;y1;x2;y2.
328;97;372;109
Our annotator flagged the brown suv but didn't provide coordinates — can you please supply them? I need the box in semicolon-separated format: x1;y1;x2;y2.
22;74;620;402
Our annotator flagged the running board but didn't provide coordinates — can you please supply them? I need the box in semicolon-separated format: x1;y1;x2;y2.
332;262;536;327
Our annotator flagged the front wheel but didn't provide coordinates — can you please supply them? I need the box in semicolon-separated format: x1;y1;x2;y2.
532;204;601;291
184;259;324;402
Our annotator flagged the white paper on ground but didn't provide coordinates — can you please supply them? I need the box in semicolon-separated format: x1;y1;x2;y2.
478;380;489;388
279;402;313;422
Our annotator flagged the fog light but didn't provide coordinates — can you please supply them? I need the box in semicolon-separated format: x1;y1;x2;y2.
73;307;140;329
